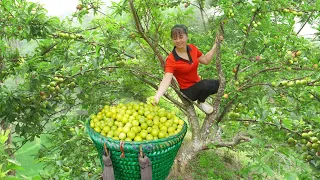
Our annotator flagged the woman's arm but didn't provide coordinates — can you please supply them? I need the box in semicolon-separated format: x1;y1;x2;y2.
199;35;223;65
154;73;174;104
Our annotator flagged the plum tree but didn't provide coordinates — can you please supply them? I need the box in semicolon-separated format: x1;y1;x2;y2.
1;0;319;179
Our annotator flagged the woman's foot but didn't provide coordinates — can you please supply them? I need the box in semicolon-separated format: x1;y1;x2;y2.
199;102;213;114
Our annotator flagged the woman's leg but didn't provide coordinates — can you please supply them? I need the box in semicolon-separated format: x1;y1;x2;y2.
180;79;219;102
197;79;219;102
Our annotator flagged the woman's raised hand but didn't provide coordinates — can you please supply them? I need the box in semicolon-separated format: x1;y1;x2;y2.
215;35;224;42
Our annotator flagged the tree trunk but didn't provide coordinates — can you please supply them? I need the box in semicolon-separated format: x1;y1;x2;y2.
168;138;204;179
167;128;251;179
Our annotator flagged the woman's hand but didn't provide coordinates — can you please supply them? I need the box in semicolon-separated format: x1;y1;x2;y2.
215;35;224;42
153;95;160;105
153;73;173;105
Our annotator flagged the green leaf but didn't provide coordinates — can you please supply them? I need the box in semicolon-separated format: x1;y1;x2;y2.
263;149;275;161
71;66;80;76
96;45;101;57
27;3;36;14
0;130;10;143
207;143;217;149
260;110;268;121
251;137;263;146
284;172;298;180
92;58;98;68
6;159;23;171
7;159;21;166
56;160;62;166
273;119;281;129
78;16;83;24
31;175;43;180
75;126;79;135
3;176;21;180
282;118;292;128
262;164;274;177
57;131;63;139
248;164;264;174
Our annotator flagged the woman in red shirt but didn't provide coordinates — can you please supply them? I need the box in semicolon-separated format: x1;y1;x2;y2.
154;24;222;114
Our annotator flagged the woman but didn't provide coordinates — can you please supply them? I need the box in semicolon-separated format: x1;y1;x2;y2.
154;24;222;114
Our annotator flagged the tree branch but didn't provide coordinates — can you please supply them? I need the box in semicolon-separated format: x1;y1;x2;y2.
41;43;58;56
234;8;260;80
196;0;206;30
240;8;259;55
248;67;282;79
184;104;201;140
130;67;207;113
296;12;314;36
201;23;226;138
71;65;120;78
231;119;299;134
132;73;187;110
203;132;251;149
217;98;236;123
128;0;165;68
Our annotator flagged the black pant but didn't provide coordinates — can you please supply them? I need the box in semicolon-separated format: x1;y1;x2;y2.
180;79;219;103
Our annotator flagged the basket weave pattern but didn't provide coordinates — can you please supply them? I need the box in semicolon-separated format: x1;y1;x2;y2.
87;120;187;180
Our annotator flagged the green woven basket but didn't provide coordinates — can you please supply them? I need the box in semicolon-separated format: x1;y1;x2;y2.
86;119;187;180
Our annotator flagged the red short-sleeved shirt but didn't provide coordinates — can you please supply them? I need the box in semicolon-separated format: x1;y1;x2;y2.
165;44;203;89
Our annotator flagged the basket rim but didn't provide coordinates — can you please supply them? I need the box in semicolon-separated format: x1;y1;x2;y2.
86;118;188;145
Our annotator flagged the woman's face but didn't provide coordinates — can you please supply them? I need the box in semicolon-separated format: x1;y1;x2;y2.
172;33;188;49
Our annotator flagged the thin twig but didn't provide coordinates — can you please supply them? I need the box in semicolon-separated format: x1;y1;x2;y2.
296;12;314;36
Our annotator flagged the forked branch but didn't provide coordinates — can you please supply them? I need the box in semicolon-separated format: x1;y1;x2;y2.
203;132;251;149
